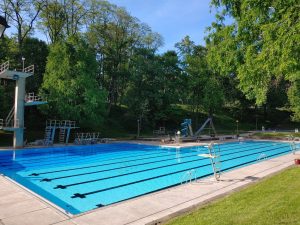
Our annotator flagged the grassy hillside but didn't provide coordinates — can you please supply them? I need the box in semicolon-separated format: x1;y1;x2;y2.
1;105;300;147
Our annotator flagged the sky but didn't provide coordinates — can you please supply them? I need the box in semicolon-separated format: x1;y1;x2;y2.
108;0;218;52
5;0;219;53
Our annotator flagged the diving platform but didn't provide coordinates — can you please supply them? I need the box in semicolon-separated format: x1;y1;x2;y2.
25;93;47;106
0;60;46;148
44;120;79;145
0;61;34;79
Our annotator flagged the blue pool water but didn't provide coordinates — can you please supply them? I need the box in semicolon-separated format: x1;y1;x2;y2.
0;141;293;214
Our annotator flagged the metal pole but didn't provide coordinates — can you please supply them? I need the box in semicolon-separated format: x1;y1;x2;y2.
137;119;140;138
22;57;25;71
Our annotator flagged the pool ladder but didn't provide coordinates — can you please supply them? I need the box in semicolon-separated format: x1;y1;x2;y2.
289;137;297;155
181;169;197;184
198;142;221;181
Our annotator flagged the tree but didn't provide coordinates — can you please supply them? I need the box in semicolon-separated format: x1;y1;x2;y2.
39;0;66;43
176;37;224;125
208;0;300;120
1;0;45;47
40;36;107;128
86;3;163;112
123;49;182;128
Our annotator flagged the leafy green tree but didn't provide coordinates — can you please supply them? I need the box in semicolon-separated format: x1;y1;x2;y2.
176;37;224;125
1;0;45;47
208;0;300;120
22;38;49;92
40;36;107;128
123;49;182;128
86;2;163;112
38;0;66;43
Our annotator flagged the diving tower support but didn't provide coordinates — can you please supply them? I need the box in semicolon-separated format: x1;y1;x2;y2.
0;61;46;148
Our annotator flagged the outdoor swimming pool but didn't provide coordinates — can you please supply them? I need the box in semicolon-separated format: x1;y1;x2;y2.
0;141;294;214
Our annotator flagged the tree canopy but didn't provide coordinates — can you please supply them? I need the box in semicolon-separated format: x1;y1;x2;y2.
207;0;300;120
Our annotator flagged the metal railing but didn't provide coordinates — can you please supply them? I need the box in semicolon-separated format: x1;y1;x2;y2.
0;61;9;73
74;132;101;145
257;153;268;161
25;92;43;102
23;65;34;74
46;119;76;128
5;106;15;128
181;169;197;184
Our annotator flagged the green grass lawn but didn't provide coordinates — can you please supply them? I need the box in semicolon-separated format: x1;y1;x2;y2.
253;132;300;139
166;167;300;225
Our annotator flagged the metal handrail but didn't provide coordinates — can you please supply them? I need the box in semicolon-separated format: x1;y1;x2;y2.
23;65;34;74
25;93;42;102
5;106;15;127
0;61;9;73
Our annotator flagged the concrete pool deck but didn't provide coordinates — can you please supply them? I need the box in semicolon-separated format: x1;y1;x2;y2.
0;145;299;225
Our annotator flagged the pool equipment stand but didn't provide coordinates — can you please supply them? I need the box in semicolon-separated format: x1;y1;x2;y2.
0;61;46;148
198;142;221;181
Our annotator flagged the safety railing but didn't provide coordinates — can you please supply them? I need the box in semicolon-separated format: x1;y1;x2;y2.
0;61;9;74
25;93;42;102
23;65;34;74
46;119;76;128
181;169;197;184
74;132;101;145
257;153;268;161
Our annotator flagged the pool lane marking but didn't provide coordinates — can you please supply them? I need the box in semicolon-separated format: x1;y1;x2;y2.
29;142;273;176
61;144;288;189
40;142;280;181
0;141;268;166
62;145;287;193
0;146;170;166
1;142;272;173
71;146;290;198
1;148;175;171
42;153;204;182
0;143;151;159
54;157;210;188
93;148;290;208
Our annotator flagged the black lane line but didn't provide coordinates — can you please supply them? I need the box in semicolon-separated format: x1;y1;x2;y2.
1;141;264;168
43;142;277;182
71;146;289;198
0;147;168;167
2;142;266;171
54;143;284;187
0;143;170;164
54;157;208;189
44;153;201;182
94;148;290;208
27;150;174;176
0;143;148;159
2;147;174;171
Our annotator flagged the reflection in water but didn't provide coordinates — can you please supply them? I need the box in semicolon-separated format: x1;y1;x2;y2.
175;147;181;163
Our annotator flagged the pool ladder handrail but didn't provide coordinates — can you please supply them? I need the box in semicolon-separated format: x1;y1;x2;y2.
257;153;268;161
181;169;197;184
287;135;299;155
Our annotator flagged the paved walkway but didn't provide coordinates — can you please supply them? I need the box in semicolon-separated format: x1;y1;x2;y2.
0;152;297;225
